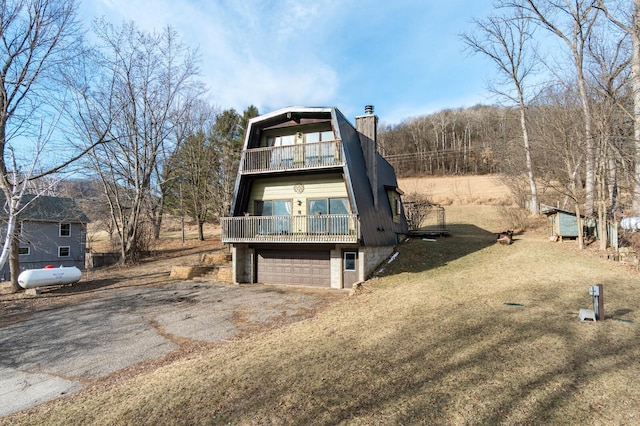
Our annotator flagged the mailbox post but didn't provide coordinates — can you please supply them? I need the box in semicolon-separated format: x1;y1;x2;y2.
589;284;604;321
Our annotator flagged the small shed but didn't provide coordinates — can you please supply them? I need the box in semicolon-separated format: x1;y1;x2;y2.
543;207;595;241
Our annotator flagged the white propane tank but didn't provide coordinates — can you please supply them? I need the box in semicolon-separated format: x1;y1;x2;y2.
18;266;82;289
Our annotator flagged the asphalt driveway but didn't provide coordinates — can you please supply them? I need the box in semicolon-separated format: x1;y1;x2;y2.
0;280;343;417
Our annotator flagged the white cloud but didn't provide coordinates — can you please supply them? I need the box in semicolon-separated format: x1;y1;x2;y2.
81;0;498;122
83;0;340;114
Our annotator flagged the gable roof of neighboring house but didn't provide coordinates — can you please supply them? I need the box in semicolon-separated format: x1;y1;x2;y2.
231;106;408;246
0;194;90;223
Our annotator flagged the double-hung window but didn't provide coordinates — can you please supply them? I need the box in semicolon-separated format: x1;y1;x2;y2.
60;223;71;237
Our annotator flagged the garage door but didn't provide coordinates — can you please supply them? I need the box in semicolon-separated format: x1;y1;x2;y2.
257;249;331;287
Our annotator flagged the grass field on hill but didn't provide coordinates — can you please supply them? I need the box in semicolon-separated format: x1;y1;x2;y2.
7;198;640;425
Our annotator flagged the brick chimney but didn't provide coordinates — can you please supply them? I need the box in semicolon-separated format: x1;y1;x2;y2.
355;105;378;209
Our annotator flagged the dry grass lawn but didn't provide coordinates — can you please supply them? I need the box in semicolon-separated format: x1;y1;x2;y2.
399;175;512;205
4;176;640;425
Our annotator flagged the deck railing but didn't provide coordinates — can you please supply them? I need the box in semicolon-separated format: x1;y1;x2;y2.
241;140;343;173
221;214;360;243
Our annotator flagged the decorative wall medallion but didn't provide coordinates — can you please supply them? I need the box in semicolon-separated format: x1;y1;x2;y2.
294;183;304;193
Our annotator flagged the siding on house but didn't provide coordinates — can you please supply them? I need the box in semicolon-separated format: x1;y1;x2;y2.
0;195;89;281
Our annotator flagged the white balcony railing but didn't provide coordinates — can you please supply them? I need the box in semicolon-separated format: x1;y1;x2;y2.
242;140;343;173
221;214;360;244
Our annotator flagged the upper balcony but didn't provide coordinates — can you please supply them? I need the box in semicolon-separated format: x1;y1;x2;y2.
241;140;344;174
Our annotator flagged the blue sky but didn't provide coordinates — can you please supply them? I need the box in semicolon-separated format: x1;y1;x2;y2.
79;0;497;125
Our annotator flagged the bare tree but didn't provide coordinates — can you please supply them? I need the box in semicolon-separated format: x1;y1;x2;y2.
596;1;640;215
587;24;630;249
513;0;600;216
81;20;202;263
531;86;587;248
0;0;109;291
402;193;434;231
462;7;540;214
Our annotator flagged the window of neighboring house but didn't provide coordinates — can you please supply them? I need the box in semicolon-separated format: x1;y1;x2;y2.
58;246;70;257
60;223;71;237
18;247;30;256
255;200;291;235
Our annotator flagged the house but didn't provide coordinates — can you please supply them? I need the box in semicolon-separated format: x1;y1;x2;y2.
0;194;90;280
220;105;409;289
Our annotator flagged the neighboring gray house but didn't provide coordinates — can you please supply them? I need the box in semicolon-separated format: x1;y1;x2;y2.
0;195;90;280
221;105;409;289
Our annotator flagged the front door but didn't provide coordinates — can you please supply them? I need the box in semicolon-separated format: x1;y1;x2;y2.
342;250;358;289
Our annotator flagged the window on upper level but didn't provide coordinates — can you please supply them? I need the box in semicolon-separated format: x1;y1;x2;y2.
60;223;70;237
264;130;338;168
267;135;295;147
304;131;337;166
266;135;296;167
386;189;403;224
304;130;334;143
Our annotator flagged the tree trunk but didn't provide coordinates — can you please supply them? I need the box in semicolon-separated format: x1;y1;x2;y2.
198;220;205;241
10;227;20;292
518;95;538;215
632;8;640;215
152;202;164;240
575;200;584;250
598;156;608;251
577;73;595;217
